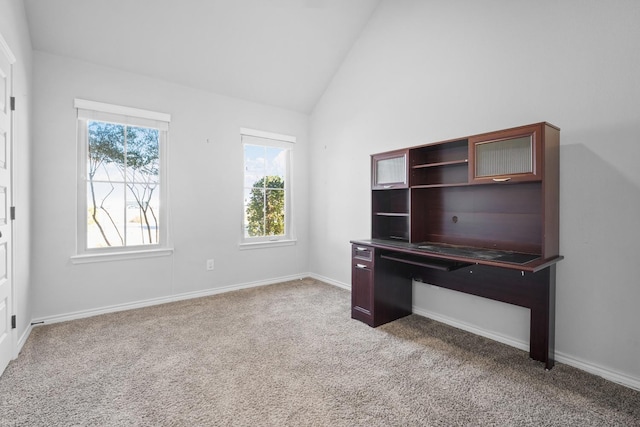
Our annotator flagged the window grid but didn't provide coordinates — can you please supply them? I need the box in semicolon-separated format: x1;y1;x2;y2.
241;130;294;245
75;99;169;257
84;121;161;249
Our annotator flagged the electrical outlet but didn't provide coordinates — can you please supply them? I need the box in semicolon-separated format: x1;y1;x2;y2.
206;259;214;271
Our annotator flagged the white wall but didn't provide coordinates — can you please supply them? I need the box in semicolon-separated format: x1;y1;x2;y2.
0;0;33;351
310;0;640;386
31;51;310;319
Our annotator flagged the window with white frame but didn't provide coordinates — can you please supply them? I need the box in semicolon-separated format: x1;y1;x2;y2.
74;99;171;259
241;128;295;246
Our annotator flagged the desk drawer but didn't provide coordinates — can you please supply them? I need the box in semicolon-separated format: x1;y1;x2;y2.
352;244;374;262
353;259;373;272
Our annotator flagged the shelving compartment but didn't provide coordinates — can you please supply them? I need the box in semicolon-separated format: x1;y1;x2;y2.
410;139;469;187
372;189;410;242
410;182;543;255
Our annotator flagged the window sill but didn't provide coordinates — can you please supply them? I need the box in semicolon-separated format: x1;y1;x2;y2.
238;239;297;250
70;248;174;264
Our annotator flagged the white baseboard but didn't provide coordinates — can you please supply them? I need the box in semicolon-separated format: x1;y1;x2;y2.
308;272;350;291
413;306;640;391
31;273;309;326
412;306;530;353
553;351;640;391
14;323;34;359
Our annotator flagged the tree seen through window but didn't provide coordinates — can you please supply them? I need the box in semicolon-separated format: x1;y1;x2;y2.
86;121;160;248
243;143;288;239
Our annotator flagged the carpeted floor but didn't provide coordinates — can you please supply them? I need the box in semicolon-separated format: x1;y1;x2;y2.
1;278;639;426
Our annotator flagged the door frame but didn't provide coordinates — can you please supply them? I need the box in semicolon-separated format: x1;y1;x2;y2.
0;30;16;372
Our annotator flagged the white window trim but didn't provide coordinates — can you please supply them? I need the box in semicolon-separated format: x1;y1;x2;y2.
238;240;296;250
239;127;296;144
70;248;174;264
75;99;171;123
239;128;296;249
74;99;173;261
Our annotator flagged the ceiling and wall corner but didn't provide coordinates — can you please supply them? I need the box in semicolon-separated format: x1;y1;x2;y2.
23;0;381;114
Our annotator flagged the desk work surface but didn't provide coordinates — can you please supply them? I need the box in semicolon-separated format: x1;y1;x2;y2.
351;239;563;272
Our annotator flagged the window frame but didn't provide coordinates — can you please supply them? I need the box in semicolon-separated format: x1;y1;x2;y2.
240;128;296;249
71;99;173;263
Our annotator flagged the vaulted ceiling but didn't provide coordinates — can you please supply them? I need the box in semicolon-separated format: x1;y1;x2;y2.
24;0;380;113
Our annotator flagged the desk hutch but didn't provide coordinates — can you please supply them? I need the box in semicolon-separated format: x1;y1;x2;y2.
351;122;562;369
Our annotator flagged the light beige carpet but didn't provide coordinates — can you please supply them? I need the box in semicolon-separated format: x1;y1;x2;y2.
1;278;639;426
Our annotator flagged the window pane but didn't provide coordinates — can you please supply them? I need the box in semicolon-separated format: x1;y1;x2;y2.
265;146;286;180
79;102;168;255
265;188;285;236
85;121;162;249
242;138;290;241
243;178;286;238
244;187;265;237
126;184;160;245
244;144;266;188
88;121;125;182
87;182;125;248
127;126;160;184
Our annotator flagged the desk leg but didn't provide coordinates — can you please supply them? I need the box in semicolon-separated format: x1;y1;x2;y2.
417;264;557;369
529;265;556;370
372;256;413;327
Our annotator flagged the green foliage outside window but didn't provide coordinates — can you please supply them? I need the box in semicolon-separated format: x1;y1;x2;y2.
245;175;285;237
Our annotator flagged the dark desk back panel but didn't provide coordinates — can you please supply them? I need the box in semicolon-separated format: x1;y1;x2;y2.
411;182;543;254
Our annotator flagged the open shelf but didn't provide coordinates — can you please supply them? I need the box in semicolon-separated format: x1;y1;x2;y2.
411;182;470;189
411;162;468;186
409;140;469;187
412;159;468;169
372;215;410;242
409;139;468;167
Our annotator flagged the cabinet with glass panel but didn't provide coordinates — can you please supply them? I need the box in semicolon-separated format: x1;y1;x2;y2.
371;149;408;189
469;123;554;184
371;150;410;241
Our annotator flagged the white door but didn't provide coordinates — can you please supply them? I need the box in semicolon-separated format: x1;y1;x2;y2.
0;35;14;376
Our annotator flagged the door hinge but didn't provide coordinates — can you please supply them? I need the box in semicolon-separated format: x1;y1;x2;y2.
10;206;15;221
10;97;15;111
11;315;16;329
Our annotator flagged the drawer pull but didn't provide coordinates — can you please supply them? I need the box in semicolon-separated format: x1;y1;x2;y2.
356;247;369;252
492;177;511;182
355;263;368;269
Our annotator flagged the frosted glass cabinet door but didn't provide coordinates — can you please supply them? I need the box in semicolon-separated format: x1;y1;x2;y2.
469;125;542;183
372;150;408;189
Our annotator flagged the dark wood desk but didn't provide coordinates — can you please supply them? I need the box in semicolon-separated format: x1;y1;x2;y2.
355;123;563;369
351;239;561;369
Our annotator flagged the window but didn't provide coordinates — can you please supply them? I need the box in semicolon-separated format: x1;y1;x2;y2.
241;128;295;247
73;99;171;262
